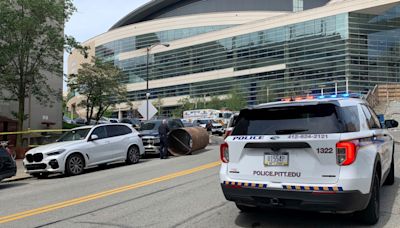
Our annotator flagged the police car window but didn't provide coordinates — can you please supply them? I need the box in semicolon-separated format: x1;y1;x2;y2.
361;105;380;129
367;106;382;129
91;126;107;139
232;104;360;135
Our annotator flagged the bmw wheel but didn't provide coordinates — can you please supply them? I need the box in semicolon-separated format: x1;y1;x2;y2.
66;154;85;176
126;146;140;165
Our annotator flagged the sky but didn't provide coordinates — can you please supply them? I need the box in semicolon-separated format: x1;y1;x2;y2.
63;0;150;90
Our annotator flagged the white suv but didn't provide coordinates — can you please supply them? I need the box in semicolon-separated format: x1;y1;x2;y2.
220;97;398;225
24;124;144;177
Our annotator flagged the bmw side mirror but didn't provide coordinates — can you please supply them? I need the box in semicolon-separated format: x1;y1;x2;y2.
89;134;99;141
385;119;399;129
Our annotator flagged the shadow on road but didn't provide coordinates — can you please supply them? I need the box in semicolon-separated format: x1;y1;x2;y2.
233;179;399;227
34;160;152;180
0;182;28;190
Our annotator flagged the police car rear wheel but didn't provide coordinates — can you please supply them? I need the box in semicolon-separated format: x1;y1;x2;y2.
235;203;257;213
357;173;380;225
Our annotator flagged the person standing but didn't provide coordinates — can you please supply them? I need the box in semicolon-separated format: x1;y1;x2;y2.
206;120;213;144
158;119;170;159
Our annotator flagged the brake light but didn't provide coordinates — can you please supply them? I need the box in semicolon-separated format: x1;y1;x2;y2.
220;143;229;163
336;141;357;166
224;130;232;139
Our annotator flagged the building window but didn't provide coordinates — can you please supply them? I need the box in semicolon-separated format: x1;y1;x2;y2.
293;0;304;12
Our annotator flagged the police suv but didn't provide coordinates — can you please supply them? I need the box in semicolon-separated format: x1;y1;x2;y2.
220;97;398;224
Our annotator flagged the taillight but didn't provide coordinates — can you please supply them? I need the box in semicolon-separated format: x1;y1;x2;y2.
220;143;229;163
336;141;357;166
224;130;232;139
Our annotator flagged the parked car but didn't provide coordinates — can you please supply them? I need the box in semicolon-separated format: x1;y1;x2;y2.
193;119;225;136
0;143;16;181
224;113;240;139
23;124;144;177
181;119;194;127
63;116;75;124
98;117;119;124
120;118;142;129
139;119;184;155
74;117;86;125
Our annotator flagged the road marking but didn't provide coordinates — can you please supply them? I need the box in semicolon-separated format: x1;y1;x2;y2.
0;161;221;224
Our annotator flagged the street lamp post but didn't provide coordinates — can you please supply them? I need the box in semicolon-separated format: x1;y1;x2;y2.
145;43;170;120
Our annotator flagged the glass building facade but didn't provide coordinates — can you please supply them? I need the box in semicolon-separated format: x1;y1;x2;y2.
94;4;400;107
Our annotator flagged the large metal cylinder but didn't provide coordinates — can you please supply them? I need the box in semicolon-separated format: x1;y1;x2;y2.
168;127;209;156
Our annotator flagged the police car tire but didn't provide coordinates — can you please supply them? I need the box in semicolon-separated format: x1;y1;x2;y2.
384;146;395;186
235;203;257;213
357;173;380;225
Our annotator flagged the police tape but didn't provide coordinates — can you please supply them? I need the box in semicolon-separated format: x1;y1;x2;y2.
0;129;70;136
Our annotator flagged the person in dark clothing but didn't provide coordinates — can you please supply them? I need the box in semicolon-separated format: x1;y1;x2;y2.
206;120;213;144
158;119;170;159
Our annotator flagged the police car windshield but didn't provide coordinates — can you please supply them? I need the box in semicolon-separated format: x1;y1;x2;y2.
232;104;360;135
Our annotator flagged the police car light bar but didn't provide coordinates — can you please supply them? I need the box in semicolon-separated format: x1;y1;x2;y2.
281;93;363;101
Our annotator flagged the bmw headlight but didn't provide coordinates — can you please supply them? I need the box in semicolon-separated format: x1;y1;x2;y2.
47;149;66;156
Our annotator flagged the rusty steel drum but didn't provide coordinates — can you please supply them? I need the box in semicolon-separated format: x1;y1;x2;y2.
168;127;209;156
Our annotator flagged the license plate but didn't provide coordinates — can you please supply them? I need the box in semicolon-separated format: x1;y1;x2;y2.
264;152;289;166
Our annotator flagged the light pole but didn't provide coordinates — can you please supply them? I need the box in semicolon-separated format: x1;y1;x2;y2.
146;43;170;120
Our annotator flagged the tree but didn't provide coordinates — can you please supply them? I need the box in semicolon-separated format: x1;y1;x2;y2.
152;97;164;117
207;96;225;110
225;87;247;111
67;58;127;124
0;0;86;146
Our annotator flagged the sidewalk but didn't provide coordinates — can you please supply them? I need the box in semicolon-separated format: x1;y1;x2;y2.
3;159;31;182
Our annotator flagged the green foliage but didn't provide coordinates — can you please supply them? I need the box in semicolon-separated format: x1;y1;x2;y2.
67;58;127;124
225;87;247;111
0;0;83;146
63;122;79;129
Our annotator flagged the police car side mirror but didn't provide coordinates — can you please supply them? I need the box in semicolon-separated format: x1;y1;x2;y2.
385;119;399;129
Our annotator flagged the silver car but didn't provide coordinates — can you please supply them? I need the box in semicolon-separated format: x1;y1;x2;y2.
23;124;144;177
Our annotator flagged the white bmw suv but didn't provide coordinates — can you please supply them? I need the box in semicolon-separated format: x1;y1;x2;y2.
220;97;398;225
24;124;144;177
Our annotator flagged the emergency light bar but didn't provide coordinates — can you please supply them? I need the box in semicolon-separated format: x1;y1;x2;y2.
281;93;363;101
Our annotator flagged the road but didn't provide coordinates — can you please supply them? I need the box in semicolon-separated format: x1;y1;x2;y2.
1;144;400;228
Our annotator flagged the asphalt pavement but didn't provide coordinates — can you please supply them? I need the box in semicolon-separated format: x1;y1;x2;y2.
0;144;400;228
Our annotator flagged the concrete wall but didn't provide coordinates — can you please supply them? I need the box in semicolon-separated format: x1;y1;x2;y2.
0;72;63;130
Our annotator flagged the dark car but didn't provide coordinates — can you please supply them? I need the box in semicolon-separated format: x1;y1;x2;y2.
139;119;183;155
120;118;142;129
0;145;16;182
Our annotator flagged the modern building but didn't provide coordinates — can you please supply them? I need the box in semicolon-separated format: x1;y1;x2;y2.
68;0;400;117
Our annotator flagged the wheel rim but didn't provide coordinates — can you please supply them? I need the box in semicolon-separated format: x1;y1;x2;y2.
129;147;139;163
69;156;83;174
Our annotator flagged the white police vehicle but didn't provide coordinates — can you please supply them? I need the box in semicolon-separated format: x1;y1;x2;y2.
220;96;398;225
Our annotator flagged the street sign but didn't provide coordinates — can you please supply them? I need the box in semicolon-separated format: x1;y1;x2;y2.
138;102;158;120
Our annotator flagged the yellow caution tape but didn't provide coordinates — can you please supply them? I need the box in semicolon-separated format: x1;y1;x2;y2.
0;129;70;136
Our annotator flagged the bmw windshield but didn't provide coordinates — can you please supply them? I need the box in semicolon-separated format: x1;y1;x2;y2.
58;128;91;142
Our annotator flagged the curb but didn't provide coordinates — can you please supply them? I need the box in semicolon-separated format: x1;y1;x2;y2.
2;176;32;183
